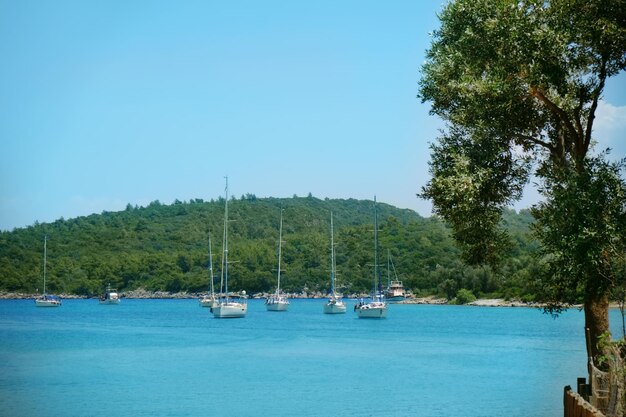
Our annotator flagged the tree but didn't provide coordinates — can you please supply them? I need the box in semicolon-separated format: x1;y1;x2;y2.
454;288;477;305
439;278;458;300
531;156;626;359
419;0;626;365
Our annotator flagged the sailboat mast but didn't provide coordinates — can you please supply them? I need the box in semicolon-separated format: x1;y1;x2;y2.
387;249;391;288
276;209;283;295
208;235;214;297
224;177;229;298
330;212;335;295
43;235;47;295
220;208;226;295
374;197;381;295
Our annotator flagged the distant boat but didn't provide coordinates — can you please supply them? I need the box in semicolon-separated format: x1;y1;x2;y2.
385;250;405;303
323;212;346;314
199;235;219;309
212;177;248;318
99;283;120;304
355;197;387;318
34;235;61;307
266;209;289;311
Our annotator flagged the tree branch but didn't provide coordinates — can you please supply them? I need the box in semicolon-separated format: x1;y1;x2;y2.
574;98;585;153
512;133;554;151
530;87;582;153
584;57;608;156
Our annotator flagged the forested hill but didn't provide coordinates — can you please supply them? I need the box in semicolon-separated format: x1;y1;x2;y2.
0;195;538;299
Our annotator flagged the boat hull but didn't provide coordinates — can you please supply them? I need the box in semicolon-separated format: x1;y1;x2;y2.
35;299;61;307
199;298;219;308
213;302;247;318
100;287;120;304
356;302;387;318
265;295;289;311
266;301;289;311
323;300;346;314
385;280;405;303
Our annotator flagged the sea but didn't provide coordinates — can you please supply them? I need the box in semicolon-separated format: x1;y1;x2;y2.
1;298;618;417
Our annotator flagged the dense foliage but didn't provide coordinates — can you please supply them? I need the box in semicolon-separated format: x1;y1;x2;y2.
418;0;626;362
532;156;626;310
0;196;538;298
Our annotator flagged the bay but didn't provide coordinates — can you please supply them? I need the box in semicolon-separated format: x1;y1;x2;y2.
0;299;608;416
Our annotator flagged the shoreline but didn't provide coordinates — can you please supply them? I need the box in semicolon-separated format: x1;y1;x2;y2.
397;296;545;308
0;291;548;307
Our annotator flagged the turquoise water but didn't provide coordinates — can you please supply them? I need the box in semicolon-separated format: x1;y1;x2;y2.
0;299;603;416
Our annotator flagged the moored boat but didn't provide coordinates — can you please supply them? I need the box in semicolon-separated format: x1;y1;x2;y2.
355;197;387;319
323;212;346;314
324;297;346;314
385;252;406;303
266;209;289;312
34;235;61;308
199;294;218;308
199;235;219;309
212;292;248;318
354;296;387;318
35;294;62;307
213;177;247;318
99;284;120;304
385;280;406;303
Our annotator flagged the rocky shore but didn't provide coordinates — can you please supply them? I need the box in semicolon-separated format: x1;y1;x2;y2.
0;290;542;307
396;296;541;307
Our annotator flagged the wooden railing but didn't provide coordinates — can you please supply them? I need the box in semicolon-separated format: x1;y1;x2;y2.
564;385;605;417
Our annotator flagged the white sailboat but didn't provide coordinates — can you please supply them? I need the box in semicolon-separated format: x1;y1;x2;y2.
385;250;406;303
34;235;62;307
355;197;387;318
212;177;248;318
324;212;346;314
99;283;120;304
199;235;219;308
266;209;289;311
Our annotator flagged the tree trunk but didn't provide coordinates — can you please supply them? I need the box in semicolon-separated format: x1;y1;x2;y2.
584;293;610;372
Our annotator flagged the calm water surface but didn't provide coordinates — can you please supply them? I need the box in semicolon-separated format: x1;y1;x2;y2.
0;299;607;416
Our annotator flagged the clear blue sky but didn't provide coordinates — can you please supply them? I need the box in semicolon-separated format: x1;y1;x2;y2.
1;1;625;232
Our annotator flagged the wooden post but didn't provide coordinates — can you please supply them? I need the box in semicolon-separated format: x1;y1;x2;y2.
578;377;589;400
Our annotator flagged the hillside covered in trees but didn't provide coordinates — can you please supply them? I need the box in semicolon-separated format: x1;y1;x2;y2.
0;195;539;299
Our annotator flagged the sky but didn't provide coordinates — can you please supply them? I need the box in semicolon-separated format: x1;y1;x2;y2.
1;1;625;232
